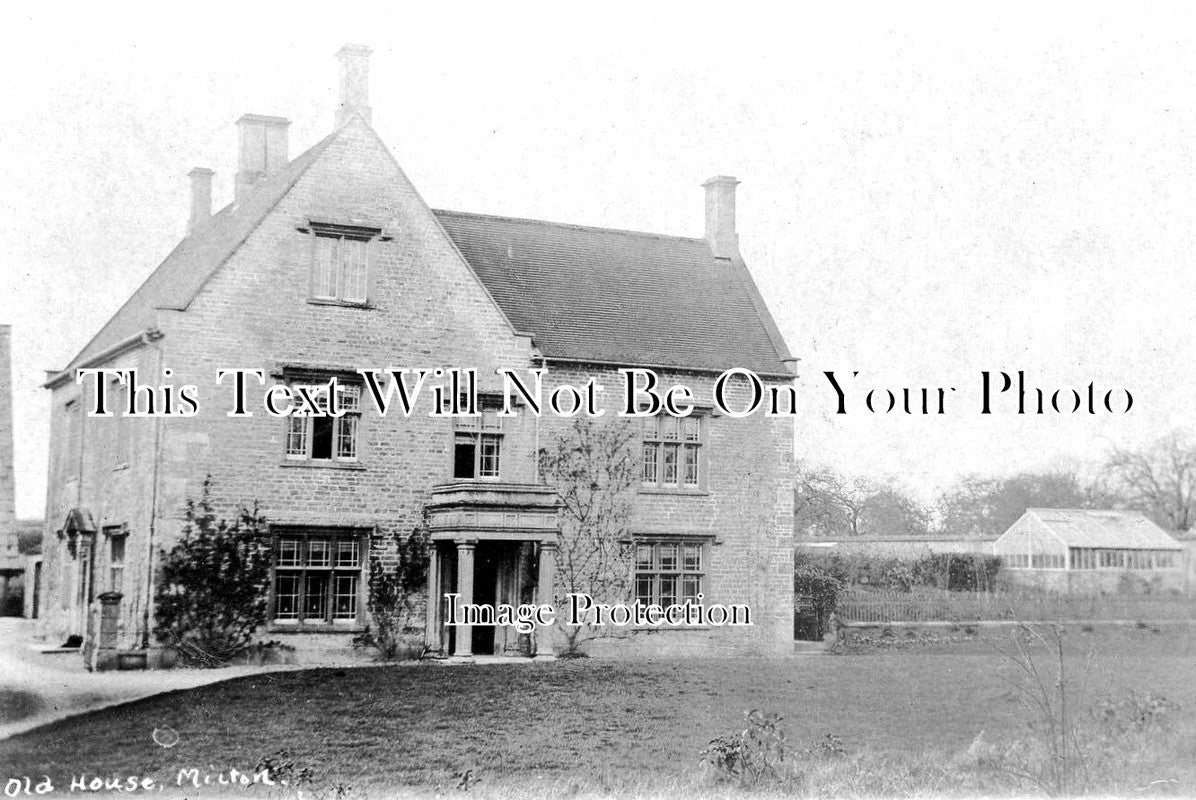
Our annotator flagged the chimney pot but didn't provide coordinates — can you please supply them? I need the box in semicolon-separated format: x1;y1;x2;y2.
187;167;214;232
702;175;740;258
234;114;290;201
336;43;373;127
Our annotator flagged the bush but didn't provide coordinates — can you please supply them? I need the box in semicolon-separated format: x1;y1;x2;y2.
352;526;430;660
794;564;844;640
796;550;1002;593
700;710;789;786
911;554;1002;592
154;478;270;667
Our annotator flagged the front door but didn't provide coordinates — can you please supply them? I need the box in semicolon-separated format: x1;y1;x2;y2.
71;538;94;638
469;542;532;656
471;545;501;655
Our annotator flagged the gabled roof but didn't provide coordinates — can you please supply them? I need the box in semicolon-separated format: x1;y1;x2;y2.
433;210;794;376
53;131;338;379
1025;508;1181;550
54;121;794;383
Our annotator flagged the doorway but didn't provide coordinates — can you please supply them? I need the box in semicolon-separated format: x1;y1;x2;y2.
437;541;536;656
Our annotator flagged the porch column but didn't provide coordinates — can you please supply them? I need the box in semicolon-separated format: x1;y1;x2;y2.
452;540;475;658
534;540;557;658
425;544;441;654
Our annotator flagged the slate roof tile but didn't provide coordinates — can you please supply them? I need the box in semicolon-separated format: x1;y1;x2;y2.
56;126;793;381
433;210;793;376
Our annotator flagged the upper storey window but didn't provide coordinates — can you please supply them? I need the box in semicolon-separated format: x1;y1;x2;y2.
307;222;378;306
642;414;704;490
453;395;504;480
285;380;362;463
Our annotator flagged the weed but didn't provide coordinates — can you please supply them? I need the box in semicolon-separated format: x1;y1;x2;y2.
453;768;481;792
994;624;1090;796
253;748;315;793
1093;690;1180;735
699;710;789;787
806;733;848;758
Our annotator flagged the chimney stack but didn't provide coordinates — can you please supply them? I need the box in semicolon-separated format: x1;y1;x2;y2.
235;114;290;201
187;167;214;232
336;44;373;127
702;175;740;258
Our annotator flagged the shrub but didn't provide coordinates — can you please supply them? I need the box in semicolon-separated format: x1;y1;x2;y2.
994;624;1089;796
700;710;789;787
154;478;270;667
795;550;1002;593
353;526;431;660
912;554;1002;592
793;564;844;640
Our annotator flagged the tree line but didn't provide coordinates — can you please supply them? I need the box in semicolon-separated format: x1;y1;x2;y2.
796;430;1196;539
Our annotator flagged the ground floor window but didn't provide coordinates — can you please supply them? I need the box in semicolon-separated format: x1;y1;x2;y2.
271;527;365;626
634;539;705;607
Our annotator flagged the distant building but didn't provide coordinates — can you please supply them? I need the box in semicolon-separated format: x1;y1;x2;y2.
994;508;1185;593
0;325;26;616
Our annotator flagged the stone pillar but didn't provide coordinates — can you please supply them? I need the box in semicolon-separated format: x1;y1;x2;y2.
534;541;557;659
452;541;475;658
0;325;22;593
425;544;440;654
87;592;121;671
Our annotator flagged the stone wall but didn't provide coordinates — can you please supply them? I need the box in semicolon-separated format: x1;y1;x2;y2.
38;117;796;660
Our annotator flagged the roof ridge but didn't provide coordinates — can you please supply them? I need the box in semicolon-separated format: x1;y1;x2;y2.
54;128;342;377
431;208;705;245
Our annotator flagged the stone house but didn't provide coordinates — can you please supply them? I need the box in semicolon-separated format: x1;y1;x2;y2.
38;45;797;665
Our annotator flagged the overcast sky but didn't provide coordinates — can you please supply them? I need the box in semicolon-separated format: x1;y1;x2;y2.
2;4;1194;519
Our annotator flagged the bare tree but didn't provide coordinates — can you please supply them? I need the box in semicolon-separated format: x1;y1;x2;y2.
1102;430;1196;532
936;470;1101;538
538;418;638;655
794;463;927;538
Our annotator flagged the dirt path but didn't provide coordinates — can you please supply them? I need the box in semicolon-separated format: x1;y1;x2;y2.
0;618;305;740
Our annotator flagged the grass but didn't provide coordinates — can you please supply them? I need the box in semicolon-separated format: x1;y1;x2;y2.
1;627;1194;797
0;691;42;724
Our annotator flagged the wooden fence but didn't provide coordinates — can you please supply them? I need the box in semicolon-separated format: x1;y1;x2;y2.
835;589;1196;624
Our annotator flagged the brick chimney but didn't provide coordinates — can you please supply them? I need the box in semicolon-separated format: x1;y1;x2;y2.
703;175;740;258
187;167;214;232
336;44;373;127
235;114;290;201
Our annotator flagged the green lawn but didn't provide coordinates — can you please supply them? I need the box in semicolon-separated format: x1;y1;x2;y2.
2;628;1195;797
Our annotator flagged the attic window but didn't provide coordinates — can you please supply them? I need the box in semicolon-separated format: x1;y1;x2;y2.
306;222;380;306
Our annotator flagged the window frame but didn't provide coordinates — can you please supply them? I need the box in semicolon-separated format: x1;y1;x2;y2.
102;524;128;594
451;394;505;481
282;377;364;466
640;412;707;492
306;222;379;307
268;526;368;631
633;537;708;610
